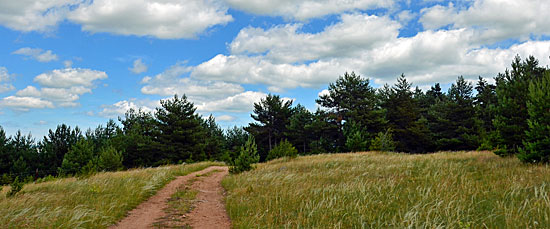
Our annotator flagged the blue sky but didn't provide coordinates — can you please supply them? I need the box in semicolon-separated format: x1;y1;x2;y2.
1;0;549;139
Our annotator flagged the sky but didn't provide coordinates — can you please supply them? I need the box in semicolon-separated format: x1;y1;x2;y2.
0;0;549;139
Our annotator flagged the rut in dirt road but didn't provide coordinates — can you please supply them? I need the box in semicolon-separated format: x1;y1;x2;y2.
110;166;230;229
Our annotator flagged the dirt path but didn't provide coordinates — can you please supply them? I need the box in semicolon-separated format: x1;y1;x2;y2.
110;166;230;229
186;166;231;229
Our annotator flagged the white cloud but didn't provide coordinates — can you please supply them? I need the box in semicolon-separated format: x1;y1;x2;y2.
12;47;59;62
16;85;92;107
196;91;267;113
1;67;108;111
0;67;15;93
129;58;148;74
193;14;400;89
141;63;244;102
0;96;55;111
224;0;393;20
420;0;550;43
191;10;550;91
68;0;233;39
98;100;156;117
63;60;73;68
34;68;107;88
216;114;237;122
0;0;78;32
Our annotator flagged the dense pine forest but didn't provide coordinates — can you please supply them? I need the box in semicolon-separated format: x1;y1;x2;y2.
1;55;549;185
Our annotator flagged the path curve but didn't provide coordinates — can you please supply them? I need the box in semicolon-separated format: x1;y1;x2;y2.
110;166;230;229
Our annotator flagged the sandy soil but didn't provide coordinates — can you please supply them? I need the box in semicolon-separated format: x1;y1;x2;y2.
110;166;230;229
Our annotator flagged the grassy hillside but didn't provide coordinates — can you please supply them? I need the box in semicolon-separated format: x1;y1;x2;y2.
223;151;550;228
0;161;222;228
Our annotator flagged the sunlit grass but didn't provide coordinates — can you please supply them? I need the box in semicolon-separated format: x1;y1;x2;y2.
0;161;223;228
222;151;550;228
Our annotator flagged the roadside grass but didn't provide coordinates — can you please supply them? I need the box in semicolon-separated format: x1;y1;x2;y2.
222;151;550;228
0;161;223;228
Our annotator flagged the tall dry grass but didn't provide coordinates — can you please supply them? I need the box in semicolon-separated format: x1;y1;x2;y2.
222;151;550;228
0;161;222;228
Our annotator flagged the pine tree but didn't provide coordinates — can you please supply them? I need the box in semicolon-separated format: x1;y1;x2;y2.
246;94;293;161
202;115;226;160
494;56;546;156
429;76;479;150
155;94;207;163
317;72;386;136
381;74;431;153
518;71;550;163
285;104;314;154
59;139;96;176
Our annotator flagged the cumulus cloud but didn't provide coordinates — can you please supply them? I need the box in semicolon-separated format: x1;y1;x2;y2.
98;100;156;117
12;47;59;62
34;68;107;88
0;96;55;111
0;0;78;32
191;9;550;91
224;0;393;20
216;114;237;122
129;59;148;74
0;67;15;93
1;67;108;111
196;91;268;112
420;0;550;43
68;0;233;39
141;63;244;102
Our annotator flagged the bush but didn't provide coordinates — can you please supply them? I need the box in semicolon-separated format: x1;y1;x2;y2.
8;177;23;197
59;139;96;176
230;136;260;174
266;139;298;161
0;173;12;186
98;146;124;171
369;129;396;152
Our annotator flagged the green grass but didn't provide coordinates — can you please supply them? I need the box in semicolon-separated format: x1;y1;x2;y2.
222;151;550;228
0;161;223;228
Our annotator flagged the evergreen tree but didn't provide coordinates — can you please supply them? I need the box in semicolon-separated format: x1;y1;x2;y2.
120;108;160;167
59;139;96;176
317;72;386;136
429;76;479;150
38;124;82;175
308;109;342;154
155;95;207;163
246;94;293;161
223;126;249;163
202;115;226;160
494;56;546;156
518;71;550;163
285;104;314;154
98;146;124;171
0;127;11;177
229;135;259;174
474;76;497;149
381;74;432;153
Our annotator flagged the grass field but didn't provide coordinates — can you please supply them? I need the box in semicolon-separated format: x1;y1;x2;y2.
222;151;550;228
0;161;222;228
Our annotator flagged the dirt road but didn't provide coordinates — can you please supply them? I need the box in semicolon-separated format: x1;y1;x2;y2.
110;166;230;229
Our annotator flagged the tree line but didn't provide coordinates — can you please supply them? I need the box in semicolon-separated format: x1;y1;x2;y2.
1;55;549;185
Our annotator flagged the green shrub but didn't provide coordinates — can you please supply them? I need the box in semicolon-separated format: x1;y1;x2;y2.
98;146;124;171
0;173;12;186
267;139;298;161
369;129;396;152
230;136;259;174
8;177;23;197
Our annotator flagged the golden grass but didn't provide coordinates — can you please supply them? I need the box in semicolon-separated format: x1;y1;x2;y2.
222;151;550;228
0;161;223;228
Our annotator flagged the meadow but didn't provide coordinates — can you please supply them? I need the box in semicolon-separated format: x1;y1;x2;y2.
222;151;550;228
0;161;222;228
